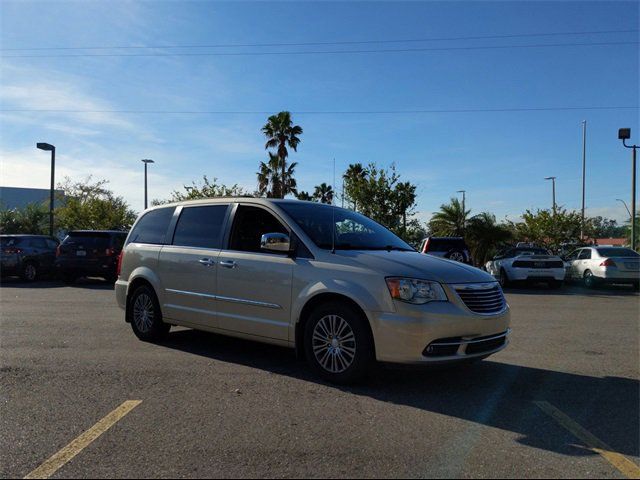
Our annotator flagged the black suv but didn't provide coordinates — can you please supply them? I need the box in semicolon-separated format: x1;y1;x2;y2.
0;234;60;281
418;236;473;265
56;230;128;283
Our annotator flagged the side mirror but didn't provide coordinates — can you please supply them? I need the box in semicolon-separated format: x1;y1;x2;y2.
260;232;291;253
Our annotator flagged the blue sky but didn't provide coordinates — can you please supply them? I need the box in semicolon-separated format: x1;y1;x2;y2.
1;1;638;225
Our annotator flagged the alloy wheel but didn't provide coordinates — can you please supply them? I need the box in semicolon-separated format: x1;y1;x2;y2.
449;251;465;263
312;314;357;374
24;264;37;281
133;293;155;333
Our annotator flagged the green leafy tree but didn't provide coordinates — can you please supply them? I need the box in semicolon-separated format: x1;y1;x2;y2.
510;208;584;252
261;111;302;198
55;177;136;232
157;175;250;205
257;152;298;198
313;183;334;204
428;198;471;237
296;191;314;201
0;202;49;234
466;212;513;266
394;181;417;236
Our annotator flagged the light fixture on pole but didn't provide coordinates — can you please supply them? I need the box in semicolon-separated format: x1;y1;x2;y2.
618;128;637;251
544;177;557;215
141;159;155;210
616;198;631;218
36;142;56;237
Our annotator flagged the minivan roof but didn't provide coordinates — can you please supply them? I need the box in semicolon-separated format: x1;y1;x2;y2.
0;234;55;238
68;230;128;234
151;197;326;209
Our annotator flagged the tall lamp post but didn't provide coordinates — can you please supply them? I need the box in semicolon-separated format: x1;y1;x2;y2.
544;176;557;214
36;143;56;237
616;198;631;218
618;128;637;251
141;159;154;210
581;120;587;240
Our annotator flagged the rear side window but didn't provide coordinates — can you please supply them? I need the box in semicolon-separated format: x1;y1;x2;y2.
596;248;639;258
578;249;592;260
172;205;228;249
64;233;111;249
29;238;48;249
127;207;175;245
46;239;59;249
0;237;24;247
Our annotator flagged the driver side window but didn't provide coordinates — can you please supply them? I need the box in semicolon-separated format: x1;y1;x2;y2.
229;205;288;253
578;249;592;260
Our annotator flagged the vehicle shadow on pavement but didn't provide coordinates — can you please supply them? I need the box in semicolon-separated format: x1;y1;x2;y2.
0;277;114;290
159;329;639;460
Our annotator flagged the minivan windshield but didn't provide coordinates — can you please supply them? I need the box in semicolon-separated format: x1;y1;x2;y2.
279;202;413;251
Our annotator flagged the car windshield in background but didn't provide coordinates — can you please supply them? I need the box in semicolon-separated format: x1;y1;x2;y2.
516;248;549;256
0;237;24;247
597;248;639;258
280;202;413;251
64;233;111;249
428;239;466;252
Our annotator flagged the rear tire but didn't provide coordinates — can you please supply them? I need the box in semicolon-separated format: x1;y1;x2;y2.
21;262;37;282
446;250;466;263
303;302;373;385
128;285;170;342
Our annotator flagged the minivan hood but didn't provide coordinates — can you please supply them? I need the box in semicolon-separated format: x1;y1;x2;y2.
335;250;495;284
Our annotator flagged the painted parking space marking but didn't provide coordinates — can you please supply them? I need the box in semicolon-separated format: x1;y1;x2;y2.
24;400;142;479
534;401;640;479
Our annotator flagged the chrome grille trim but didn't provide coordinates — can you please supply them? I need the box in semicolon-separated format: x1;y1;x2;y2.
451;282;507;315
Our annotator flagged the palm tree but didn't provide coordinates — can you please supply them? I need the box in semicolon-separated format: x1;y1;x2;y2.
466;212;513;266
428;198;470;237
343;163;367;210
262;111;303;198
313;183;334;204
296;191;314;201
394;181;416;234
257;152;298;198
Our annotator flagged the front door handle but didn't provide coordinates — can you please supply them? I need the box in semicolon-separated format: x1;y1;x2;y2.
198;258;216;267
219;260;237;269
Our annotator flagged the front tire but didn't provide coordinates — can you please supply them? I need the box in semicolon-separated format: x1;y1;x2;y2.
303;302;373;385
128;285;170;341
21;262;37;282
499;269;510;288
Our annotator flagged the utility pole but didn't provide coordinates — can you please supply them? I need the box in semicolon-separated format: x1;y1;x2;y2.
36;143;56;237
581;120;587;240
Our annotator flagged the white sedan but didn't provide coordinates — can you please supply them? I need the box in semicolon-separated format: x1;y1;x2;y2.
485;246;566;288
564;246;639;289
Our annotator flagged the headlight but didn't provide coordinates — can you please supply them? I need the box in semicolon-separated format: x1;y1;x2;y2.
385;277;448;304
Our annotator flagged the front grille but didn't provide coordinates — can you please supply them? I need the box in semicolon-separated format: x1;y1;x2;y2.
454;283;506;314
512;260;563;268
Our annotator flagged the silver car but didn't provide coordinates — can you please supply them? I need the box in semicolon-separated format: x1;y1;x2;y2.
115;198;510;384
564;246;640;289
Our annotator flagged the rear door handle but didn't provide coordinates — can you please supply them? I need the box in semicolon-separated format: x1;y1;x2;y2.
219;260;237;269
198;258;216;267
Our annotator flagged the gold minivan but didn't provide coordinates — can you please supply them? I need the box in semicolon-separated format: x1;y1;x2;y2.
116;198;510;384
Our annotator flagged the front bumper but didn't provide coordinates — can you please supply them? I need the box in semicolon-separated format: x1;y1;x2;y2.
368;296;511;364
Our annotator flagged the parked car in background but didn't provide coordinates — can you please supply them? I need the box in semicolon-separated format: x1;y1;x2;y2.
56;230;128;283
116;199;510;384
485;245;565;289
564;247;639;289
418;237;473;264
0;234;59;282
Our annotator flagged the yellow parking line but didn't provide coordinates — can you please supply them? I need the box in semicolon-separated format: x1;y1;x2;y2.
535;401;640;479
24;400;142;479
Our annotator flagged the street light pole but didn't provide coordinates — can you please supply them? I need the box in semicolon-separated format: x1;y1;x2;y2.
581;120;587;240
36;143;56;237
545;177;556;214
616;198;631;218
618;129;637;251
141;159;154;210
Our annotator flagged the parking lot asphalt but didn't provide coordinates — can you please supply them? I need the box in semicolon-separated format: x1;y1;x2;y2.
1;279;638;479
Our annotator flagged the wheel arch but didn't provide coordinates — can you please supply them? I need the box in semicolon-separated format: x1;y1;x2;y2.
294;292;375;360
